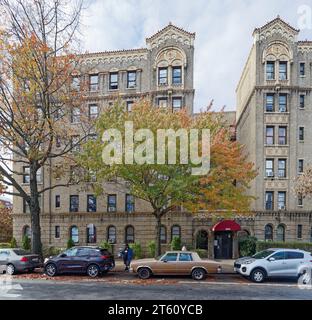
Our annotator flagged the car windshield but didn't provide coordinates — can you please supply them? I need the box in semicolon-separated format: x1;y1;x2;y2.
13;249;30;256
252;250;275;259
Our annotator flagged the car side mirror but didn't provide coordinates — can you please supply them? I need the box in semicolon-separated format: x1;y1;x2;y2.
60;253;67;258
268;257;275;262
163;260;168;263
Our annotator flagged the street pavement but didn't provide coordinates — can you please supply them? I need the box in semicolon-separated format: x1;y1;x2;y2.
1;272;312;300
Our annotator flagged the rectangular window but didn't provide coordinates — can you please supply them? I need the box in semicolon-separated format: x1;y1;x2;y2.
72;76;80;91
70;195;79;212
266;62;275;80
300;63;305;76
89;74;99;92
125;194;135;213
89;104;98;120
107;195;117;212
265;191;274;210
126;101;134;112
23;166;30;184
55;195;61;208
71;107;80;123
279;94;287;112
298;195;303;207
172;66;182;84
299;127;305;142
278;159;287;178
279;62;287;80
109;72;118;90
297;225;303;239
278;191;286;210
172;97;182;111
70;166;80;183
300;95;305;109
266;94;274;112
298;159;304;174
127;71;136;88
71;135;80;153
278;127;287;145
265;159;274;177
158;67;168;85
87;195;97;213
266;126;275;145
158;97;168;108
55;226;60;239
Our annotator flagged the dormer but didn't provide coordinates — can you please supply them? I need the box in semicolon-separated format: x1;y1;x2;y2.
253;16;299;43
146;23;195;50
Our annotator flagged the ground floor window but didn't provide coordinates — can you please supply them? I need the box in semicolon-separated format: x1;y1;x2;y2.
125;225;135;244
23;225;31;239
265;224;273;241
160;226;167;244
87;224;96;243
107;226;117;244
70;226;79;243
171;225;181;241
276;224;285;242
196;230;208;250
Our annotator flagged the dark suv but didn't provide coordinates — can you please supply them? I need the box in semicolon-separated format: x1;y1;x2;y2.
44;246;115;278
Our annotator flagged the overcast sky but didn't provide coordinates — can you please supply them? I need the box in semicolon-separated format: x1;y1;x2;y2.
80;0;312;112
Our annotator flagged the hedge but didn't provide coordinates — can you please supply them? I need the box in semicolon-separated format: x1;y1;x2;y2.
257;241;312;253
0;243;10;248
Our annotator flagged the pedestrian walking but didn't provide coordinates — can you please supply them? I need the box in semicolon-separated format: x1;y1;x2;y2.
121;244;133;271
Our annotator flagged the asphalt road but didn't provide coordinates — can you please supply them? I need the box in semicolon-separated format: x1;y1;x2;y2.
1;276;312;300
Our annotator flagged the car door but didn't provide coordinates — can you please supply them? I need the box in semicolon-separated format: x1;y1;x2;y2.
0;250;10;272
177;253;194;274
58;248;79;273
74;248;91;273
266;251;286;276
156;253;178;275
284;251;305;277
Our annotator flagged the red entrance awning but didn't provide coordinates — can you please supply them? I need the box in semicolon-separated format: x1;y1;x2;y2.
212;220;241;232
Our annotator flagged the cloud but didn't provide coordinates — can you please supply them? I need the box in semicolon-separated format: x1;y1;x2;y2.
81;0;312;112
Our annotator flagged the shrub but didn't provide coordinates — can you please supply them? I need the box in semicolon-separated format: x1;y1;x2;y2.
42;246;64;258
147;240;156;258
67;239;75;249
170;236;182;251
22;236;31;251
99;241;113;252
195;249;208;259
0;242;10;248
129;242;143;259
10;238;17;248
239;236;257;257
256;241;312;253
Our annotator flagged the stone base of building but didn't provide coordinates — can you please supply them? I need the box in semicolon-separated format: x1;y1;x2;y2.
12;211;312;259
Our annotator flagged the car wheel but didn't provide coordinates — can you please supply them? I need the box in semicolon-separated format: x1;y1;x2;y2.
45;263;57;277
192;268;206;281
87;264;100;278
250;269;266;283
138;268;152;280
6;264;16;276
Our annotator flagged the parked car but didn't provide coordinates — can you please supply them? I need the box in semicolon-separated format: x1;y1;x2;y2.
234;248;312;283
131;251;221;280
0;248;43;275
44;246;115;278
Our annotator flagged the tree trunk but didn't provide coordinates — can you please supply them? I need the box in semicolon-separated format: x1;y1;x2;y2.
154;212;162;258
29;163;42;256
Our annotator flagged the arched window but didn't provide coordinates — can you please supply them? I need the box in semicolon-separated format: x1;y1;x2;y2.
276;224;285;242
107;226;116;244
171;225;181;241
264;224;273;242
196;230;208;250
125;225;134;244
160;226;167;244
70;226;79;243
23;225;31;239
86;224;96;244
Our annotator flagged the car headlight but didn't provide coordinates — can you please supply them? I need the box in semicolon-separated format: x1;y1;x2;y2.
44;258;49;264
243;260;254;265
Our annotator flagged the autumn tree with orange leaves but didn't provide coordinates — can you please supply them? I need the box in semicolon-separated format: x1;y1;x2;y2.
0;0;91;255
79;100;256;257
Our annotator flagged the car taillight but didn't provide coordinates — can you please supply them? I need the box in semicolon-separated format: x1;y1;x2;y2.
20;257;29;262
101;255;110;260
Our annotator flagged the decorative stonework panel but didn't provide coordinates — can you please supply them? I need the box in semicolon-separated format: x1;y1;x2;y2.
155;47;186;68
265;114;289;124
263;42;293;62
265;180;288;189
265;147;289;157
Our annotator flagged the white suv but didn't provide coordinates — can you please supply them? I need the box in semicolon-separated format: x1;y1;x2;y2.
234;248;312;283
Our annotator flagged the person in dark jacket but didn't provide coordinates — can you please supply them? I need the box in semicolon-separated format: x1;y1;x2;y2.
122;244;133;271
